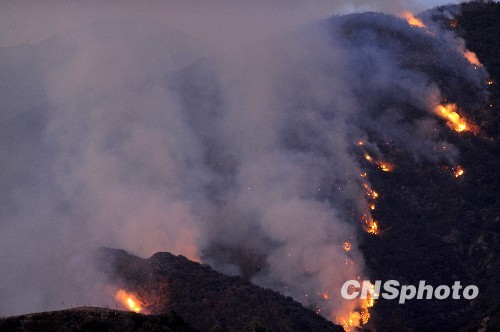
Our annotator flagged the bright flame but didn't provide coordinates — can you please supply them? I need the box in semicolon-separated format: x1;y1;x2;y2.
362;183;379;200
360;213;379;235
435;104;476;133
401;11;425;28
379;162;393;172
364;154;393;172
339;282;376;331
454;166;464;177
343;242;352;252
463;50;482;67
115;289;142;313
367;220;379;235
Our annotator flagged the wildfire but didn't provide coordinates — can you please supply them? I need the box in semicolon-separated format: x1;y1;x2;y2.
339;282;377;331
364;154;394;172
401;11;425;28
367;220;379;235
360;213;379;235
362;183;379;199
434;103;476;133
463;50;482;67
379;162;393;172
343;242;352;252
454;165;464;177
115;289;143;313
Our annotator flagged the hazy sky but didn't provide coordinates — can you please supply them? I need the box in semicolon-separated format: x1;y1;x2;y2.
0;0;460;48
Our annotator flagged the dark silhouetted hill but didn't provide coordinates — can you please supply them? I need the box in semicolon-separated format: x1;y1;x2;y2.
95;247;343;332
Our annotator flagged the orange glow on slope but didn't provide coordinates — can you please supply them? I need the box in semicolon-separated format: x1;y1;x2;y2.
434;104;477;133
401;11;425;28
362;183;379;200
379;162;393;172
361;213;379;235
464;50;482;67
115;289;143;313
364;154;394;172
343;242;352;252
338;282;377;331
454;165;464;177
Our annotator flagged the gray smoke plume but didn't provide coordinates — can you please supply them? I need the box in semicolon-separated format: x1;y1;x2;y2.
0;1;486;327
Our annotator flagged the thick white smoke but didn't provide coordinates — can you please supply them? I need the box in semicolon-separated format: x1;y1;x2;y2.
0;1;486;327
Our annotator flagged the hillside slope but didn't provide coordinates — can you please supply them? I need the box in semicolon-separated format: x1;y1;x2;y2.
95;248;343;332
363;2;500;331
0;307;196;332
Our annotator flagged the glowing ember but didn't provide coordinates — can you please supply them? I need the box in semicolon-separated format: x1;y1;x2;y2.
463;50;482;67
360;213;379;235
367;220;379;235
322;292;330;300
379;162;393;172
339;282;376;331
364;154;393;172
401;11;425;28
357;140;364;146
343;242;352;252
115;289;143;313
454;166;464;177
369;204;376;210
449;19;457;28
362;183;379;199
487;80;494;85
434;104;475;133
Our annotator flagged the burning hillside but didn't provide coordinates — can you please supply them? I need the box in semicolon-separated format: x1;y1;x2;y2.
95;247;343;332
0;1;498;331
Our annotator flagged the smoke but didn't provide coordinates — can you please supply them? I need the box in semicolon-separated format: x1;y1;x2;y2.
0;0;486;327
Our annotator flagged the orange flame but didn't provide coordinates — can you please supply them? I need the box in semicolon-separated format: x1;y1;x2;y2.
343;242;352;252
434;103;477;133
115;289;142;313
362;183;379;200
361;213;379;235
379;162;393;172
367;220;379;235
339;282;377;331
463;50;482;67
454;165;464;177
401;11;425;28
364;154;394;172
